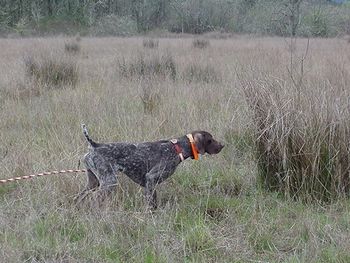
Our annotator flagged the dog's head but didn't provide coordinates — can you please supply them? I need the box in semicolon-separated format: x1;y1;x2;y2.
191;131;224;155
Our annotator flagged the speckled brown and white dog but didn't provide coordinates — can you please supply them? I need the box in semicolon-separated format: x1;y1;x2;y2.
77;124;224;209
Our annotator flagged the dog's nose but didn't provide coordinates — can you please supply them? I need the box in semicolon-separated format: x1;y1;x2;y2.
216;143;224;153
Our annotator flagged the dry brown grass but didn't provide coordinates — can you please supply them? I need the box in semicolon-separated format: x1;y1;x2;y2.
118;51;176;80
182;63;221;83
142;38;159;49
140;81;162;115
192;38;210;49
239;39;350;202
0;36;350;262
64;40;81;54
24;51;78;88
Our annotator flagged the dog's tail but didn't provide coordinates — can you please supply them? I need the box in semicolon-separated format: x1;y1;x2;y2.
82;124;98;147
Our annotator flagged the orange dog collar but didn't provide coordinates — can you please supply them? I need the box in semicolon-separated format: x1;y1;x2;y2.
186;134;199;160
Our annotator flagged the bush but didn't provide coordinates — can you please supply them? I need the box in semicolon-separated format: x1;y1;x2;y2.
236;1;289;36
118;52;176;80
192;39;210;49
24;52;78;88
303;9;330;37
142;38;159;49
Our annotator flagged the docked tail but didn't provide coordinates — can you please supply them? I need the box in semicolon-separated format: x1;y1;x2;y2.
82;124;98;147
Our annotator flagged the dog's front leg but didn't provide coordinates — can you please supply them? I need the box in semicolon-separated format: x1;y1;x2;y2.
145;162;169;210
144;162;177;210
145;172;158;210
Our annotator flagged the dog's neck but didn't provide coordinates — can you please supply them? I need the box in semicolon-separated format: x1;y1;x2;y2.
177;136;197;160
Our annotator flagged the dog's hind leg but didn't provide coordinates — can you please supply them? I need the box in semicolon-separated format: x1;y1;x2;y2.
94;163;118;202
74;169;100;203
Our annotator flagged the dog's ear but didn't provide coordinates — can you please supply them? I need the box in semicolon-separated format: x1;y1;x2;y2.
193;133;205;154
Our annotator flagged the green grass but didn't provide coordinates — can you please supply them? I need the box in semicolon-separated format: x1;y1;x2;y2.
1;184;350;262
0;184;17;198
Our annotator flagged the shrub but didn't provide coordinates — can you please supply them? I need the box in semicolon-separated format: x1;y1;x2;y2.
302;9;330;37
118;52;176;80
24;52;78;88
182;63;220;83
241;74;350;202
192;39;210;49
142;38;159;49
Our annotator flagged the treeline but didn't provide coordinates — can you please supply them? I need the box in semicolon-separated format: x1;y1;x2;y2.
0;0;349;37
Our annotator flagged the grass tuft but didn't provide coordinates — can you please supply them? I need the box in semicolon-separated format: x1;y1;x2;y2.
24;51;78;88
118;52;176;80
64;40;81;54
185;223;216;256
192;38;210;49
182;63;221;83
140;84;161;115
142;38;159;48
241;72;350;202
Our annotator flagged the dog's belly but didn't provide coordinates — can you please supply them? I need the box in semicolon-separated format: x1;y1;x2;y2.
116;157;177;187
119;162;148;187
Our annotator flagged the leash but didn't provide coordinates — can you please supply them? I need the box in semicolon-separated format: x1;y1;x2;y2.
0;169;86;185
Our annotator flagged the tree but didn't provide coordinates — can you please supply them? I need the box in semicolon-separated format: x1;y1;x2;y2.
287;0;303;36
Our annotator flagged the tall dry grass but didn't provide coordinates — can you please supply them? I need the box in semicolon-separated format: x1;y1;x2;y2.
192;38;210;49
142;38;159;49
239;39;350;202
242;74;350;202
118;51;176;80
24;51;78;88
64;40;81;54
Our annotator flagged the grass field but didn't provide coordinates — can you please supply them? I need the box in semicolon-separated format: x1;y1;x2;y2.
0;36;350;262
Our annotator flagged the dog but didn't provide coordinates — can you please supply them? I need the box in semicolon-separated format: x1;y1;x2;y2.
76;124;224;209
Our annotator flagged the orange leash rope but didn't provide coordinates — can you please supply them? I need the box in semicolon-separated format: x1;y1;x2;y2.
0;169;87;185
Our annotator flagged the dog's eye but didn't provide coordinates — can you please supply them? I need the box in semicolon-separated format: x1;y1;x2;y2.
208;139;212;144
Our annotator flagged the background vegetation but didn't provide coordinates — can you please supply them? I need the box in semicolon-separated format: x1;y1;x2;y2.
1;0;350;37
